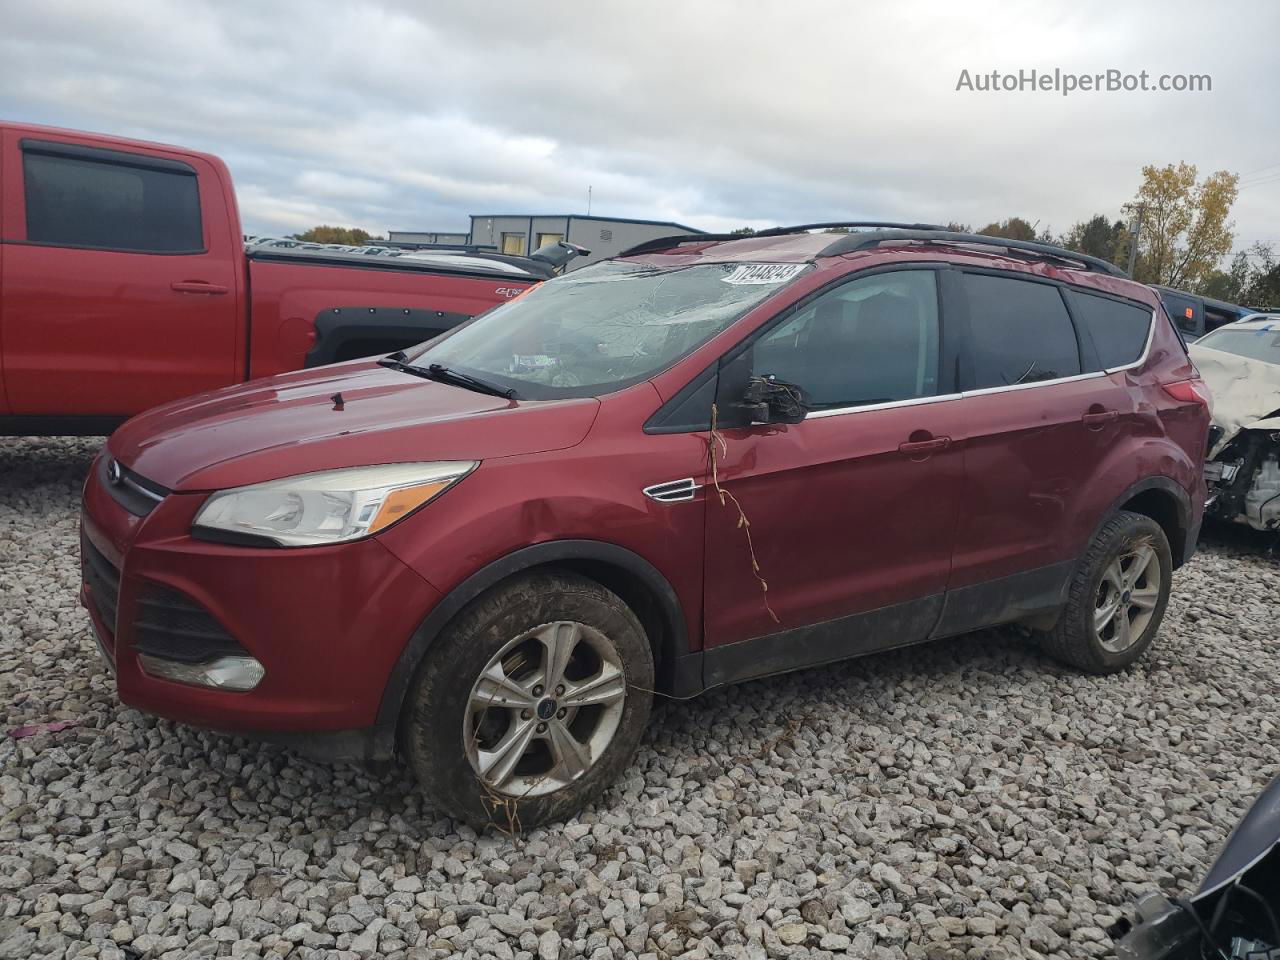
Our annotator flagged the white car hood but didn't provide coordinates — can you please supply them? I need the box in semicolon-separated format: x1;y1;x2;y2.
1189;343;1280;457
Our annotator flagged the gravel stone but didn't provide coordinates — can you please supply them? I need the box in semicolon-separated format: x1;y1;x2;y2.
3;436;1279;960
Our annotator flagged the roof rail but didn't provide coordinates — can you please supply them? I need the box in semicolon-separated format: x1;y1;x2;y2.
752;220;948;237
618;221;951;258
822;229;1128;277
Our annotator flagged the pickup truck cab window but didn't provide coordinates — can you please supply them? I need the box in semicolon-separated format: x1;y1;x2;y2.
23;146;203;253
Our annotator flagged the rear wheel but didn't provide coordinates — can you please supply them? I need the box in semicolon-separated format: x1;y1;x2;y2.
402;571;653;829
1042;511;1172;673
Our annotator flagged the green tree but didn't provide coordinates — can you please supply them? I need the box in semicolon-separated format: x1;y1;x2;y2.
729;227;757;236
976;217;1038;242
1122;163;1238;289
291;225;384;245
1060;215;1127;263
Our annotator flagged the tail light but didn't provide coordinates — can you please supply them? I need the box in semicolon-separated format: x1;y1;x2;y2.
1162;377;1213;413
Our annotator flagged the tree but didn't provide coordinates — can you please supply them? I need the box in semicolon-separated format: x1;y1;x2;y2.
729;227;757;236
1123;163;1238;289
976;217;1038;242
1060;215;1127;264
291;225;383;245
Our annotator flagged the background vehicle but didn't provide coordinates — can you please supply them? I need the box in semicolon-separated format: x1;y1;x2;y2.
1191;316;1280;532
81;225;1209;828
1114;775;1280;959
1155;285;1257;343
0;122;580;435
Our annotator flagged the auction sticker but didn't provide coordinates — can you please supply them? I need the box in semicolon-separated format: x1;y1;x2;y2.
721;263;807;284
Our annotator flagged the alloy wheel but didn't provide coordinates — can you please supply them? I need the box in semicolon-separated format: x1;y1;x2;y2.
1094;544;1163;653
463;621;627;797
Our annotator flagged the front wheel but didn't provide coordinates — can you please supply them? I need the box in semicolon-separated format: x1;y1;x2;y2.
402;571;654;830
1041;511;1173;673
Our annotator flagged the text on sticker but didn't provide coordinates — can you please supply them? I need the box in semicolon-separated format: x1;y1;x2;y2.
721;264;807;285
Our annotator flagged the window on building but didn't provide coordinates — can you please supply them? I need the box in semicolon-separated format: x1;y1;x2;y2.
501;233;527;256
960;273;1081;389
23;150;203;253
535;233;564;250
752;270;940;410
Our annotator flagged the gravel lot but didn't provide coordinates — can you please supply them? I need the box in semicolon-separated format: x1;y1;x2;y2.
2;436;1278;960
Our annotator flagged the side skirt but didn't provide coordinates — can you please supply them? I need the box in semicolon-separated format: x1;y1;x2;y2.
699;594;944;690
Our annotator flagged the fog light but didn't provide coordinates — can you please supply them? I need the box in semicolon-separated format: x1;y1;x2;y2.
138;654;265;691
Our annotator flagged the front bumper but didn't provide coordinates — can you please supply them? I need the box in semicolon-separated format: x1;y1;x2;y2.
80;454;442;760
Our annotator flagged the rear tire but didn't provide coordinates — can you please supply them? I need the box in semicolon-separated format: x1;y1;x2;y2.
402;571;653;830
1041;511;1172;674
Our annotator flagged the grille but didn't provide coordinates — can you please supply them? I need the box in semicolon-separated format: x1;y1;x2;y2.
99;456;170;517
133;585;247;664
82;536;120;638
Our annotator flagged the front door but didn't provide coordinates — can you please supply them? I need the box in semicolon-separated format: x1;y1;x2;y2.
701;268;965;683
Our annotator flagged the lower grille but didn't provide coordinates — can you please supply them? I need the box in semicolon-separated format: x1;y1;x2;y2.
82;536;120;638
133;585;247;664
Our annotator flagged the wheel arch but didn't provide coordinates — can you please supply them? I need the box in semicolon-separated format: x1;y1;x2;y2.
1106;476;1194;569
372;540;690;757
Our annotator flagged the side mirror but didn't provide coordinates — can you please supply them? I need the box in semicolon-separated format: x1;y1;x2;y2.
742;375;807;425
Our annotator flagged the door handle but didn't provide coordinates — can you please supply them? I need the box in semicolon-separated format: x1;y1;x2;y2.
898;436;951;456
171;280;229;295
1081;410;1119;429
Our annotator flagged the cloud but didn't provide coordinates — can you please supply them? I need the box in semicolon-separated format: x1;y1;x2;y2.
2;0;1277;252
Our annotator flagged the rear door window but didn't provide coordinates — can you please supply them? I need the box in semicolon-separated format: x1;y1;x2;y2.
959;273;1081;390
23;147;203;253
1069;291;1152;369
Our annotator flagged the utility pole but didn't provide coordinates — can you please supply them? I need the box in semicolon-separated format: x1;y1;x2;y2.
587;185;592;216
1126;203;1146;276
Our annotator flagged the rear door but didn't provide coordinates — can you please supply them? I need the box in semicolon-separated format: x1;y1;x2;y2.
938;270;1133;634
0;133;239;420
700;267;966;678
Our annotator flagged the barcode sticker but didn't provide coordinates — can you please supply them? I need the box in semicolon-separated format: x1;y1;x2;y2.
721;263;807;285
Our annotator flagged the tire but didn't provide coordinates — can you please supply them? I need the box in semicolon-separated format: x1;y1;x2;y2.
1041;510;1173;674
402;571;654;830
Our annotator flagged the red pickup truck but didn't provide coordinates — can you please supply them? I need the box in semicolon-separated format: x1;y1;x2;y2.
0;122;569;435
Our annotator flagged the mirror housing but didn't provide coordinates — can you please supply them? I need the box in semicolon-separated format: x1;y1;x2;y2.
742;375;806;424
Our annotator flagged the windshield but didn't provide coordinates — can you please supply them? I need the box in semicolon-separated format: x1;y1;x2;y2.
1197;325;1280;365
406;260;811;399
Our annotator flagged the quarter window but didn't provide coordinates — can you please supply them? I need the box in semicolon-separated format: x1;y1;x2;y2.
23;150;203;253
753;270;940;409
1071;291;1151;369
960;273;1080;390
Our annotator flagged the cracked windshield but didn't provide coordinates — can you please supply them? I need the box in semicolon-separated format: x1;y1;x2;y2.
410;260;810;398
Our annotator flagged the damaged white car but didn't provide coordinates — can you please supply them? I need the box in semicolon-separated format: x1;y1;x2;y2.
1190;315;1280;532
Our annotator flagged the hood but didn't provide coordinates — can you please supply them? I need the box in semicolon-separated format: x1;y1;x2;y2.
109;360;600;491
1188;344;1280;457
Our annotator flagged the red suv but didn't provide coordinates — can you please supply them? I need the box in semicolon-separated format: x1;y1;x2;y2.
80;224;1210;827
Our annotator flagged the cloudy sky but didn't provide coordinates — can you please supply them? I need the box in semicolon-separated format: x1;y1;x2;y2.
3;1;1278;253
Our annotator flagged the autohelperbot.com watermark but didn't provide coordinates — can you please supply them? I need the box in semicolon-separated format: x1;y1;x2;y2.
955;68;1211;96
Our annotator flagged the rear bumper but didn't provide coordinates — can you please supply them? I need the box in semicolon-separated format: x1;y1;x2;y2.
80;457;441;760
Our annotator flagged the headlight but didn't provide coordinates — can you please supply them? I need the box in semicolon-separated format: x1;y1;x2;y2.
192;461;476;547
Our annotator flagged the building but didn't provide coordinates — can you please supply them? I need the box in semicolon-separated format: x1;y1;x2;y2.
467;214;703;269
387;229;471;247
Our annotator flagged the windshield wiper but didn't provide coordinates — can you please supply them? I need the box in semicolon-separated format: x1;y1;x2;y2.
378;353;517;399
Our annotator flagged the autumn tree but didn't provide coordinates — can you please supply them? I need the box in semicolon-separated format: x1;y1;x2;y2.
1122;163;1238;289
291;225;384;245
